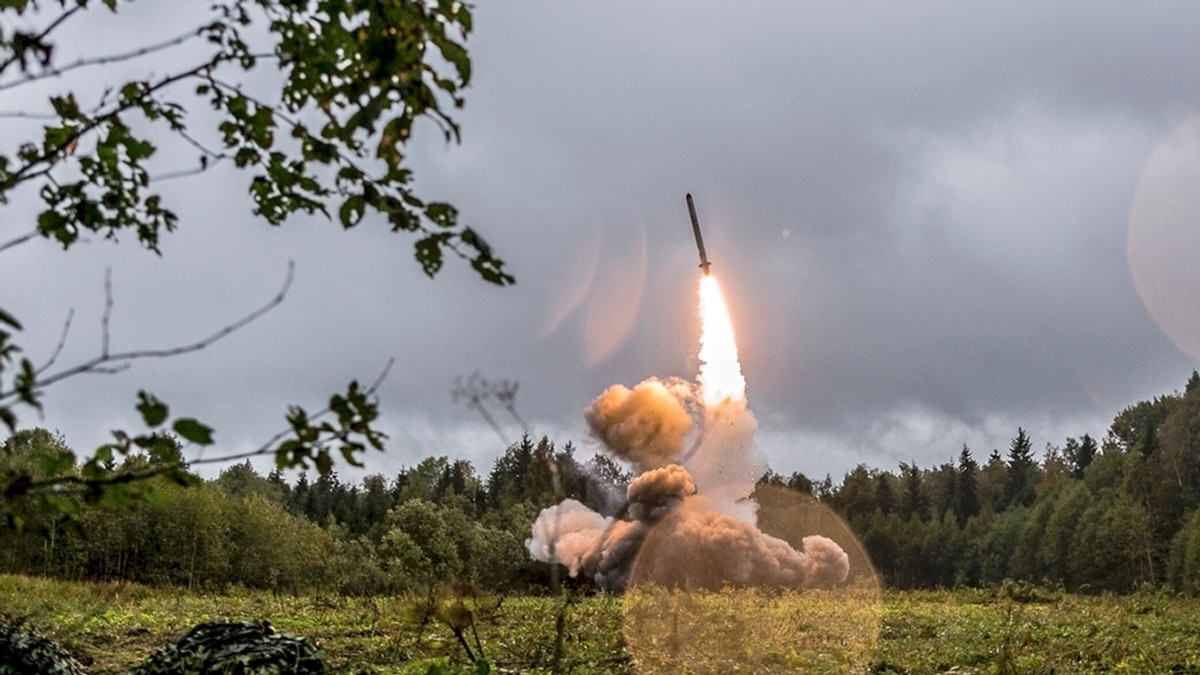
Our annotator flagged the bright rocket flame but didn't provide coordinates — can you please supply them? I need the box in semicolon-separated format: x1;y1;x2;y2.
698;275;746;405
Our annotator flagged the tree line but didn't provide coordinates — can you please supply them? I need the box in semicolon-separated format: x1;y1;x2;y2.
799;370;1200;593
4;371;1200;596
1;433;627;595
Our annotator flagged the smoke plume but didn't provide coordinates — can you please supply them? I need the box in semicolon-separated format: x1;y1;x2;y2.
527;499;612;577
631;498;849;590
527;274;850;592
527;376;849;592
583;378;695;470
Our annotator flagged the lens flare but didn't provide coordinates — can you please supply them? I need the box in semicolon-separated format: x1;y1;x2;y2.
1127;116;1200;361
697;275;746;405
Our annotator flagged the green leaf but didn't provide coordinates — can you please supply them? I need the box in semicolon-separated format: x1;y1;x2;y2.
425;202;458;229
377;116;410;167
471;256;515;287
339;444;364;468
173;418;214;445
136;391;169;427
14;358;38;408
119;81;145;104
314;450;333;476
50;94;80;120
0;407;17;432
0;307;21;330
93;445;113;467
36;209;71;245
435;38;471;86
43;124;78;154
339;194;365;228
124;135;156;161
414;235;445;277
275;439;305;469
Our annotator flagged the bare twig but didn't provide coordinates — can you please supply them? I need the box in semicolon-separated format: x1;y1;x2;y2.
151;163;217;183
452;372;523;444
151;128;231;182
0;110;58;119
151;129;231;182
0;230;39;254
101;267;113;357
0;28;201;93
365;356;397;394
36;308;74;375
471;398;505;443
177;127;226;160
493;380;528;430
0;4;85;77
0;261;296;404
87;365;130;376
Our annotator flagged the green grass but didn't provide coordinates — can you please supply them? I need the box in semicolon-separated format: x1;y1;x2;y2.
873;587;1200;674
5;575;1200;673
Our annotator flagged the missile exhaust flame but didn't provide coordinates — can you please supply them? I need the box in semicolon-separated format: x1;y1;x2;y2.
698;275;745;406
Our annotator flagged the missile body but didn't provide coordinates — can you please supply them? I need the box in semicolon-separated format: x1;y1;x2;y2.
686;193;712;275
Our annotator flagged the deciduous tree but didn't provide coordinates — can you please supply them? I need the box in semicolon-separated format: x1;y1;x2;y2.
1;0;509;518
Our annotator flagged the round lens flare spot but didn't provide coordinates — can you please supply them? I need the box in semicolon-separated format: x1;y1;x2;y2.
621;486;881;673
1128;116;1200;361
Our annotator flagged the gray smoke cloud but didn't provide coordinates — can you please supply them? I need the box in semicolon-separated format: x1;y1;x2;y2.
580;518;647;592
626;464;696;522
528;376;850;592
526;499;612;577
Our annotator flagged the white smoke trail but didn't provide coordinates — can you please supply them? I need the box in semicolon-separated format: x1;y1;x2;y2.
686;395;765;524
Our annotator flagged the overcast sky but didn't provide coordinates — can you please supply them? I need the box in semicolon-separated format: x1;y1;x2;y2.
4;1;1200;483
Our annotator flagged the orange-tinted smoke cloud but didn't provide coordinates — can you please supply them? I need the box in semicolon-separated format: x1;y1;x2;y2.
526;269;848;592
583;378;695;471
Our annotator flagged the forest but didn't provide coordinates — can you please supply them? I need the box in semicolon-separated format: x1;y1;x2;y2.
5;371;1200;598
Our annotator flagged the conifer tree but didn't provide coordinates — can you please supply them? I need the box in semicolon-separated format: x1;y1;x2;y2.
1004;428;1037;508
956;445;980;525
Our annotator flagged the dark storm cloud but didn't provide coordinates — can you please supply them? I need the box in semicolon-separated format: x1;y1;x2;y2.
5;2;1200;481
414;2;1200;473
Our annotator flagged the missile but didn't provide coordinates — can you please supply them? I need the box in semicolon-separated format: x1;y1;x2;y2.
686;193;712;275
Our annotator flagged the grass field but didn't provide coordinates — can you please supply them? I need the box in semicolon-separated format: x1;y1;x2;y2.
4;574;1200;673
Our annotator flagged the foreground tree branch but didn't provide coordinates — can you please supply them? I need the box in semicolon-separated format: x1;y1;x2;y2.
0;261;295;407
0;0;511;526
